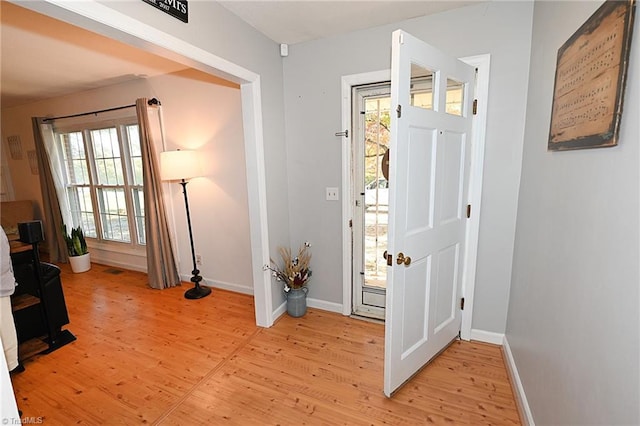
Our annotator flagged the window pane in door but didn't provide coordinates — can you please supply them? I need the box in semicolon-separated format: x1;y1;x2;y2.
446;78;464;116
410;63;434;110
363;96;391;289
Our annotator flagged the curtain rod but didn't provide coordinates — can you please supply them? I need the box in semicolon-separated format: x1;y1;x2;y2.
42;98;161;122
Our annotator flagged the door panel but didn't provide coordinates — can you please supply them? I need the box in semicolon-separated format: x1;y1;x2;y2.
434;243;459;332
384;30;475;396
440;131;465;224
400;256;430;354
405;127;436;232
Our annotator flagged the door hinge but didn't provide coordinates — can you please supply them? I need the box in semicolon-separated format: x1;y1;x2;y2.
466;204;471;218
396;104;402;118
460;297;465;310
472;99;478;115
349;219;353;228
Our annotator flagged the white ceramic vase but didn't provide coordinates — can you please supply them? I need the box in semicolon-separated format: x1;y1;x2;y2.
69;253;91;273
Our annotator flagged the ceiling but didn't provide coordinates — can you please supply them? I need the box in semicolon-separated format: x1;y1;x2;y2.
218;1;477;45
1;1;476;109
0;2;188;108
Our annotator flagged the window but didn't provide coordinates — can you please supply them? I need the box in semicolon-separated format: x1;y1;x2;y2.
57;119;145;247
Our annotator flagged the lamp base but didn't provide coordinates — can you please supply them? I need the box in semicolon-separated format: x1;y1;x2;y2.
185;285;212;300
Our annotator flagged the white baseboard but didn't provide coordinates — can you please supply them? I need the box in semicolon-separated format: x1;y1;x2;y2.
272;301;287;322
470;328;505;345
270;297;343;324
90;257;146;273
307;297;343;314
502;336;535;426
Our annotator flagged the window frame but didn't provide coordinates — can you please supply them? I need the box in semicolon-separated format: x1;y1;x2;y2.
55;116;145;252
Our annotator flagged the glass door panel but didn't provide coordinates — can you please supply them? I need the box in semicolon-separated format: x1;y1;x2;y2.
363;97;390;291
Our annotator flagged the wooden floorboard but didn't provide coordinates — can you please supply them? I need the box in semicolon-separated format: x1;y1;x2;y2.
10;263;521;425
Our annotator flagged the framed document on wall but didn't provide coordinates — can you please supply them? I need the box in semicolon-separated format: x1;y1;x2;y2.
548;0;636;151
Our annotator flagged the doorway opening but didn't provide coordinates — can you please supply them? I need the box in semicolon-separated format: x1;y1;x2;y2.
352;83;391;320
19;1;274;327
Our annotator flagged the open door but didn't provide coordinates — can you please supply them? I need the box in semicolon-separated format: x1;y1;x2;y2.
384;30;475;396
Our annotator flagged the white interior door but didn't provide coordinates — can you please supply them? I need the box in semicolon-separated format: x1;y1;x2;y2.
384;30;475;397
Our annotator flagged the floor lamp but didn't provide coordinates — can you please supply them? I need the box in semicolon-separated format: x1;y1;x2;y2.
160;149;212;300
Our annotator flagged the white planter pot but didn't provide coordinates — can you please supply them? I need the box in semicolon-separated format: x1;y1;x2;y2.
69;253;91;273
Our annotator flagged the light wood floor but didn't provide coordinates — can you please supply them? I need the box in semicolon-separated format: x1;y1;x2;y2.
11;263;521;425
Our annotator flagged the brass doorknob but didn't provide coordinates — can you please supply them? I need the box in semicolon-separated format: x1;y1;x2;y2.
396;252;411;266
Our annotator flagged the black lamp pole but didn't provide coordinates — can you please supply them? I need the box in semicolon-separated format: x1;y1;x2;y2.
180;179;211;299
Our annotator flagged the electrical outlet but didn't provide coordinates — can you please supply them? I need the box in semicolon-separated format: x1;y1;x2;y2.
196;254;202;266
326;187;339;201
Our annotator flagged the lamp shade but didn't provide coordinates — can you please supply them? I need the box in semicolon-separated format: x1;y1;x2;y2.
160;150;202;181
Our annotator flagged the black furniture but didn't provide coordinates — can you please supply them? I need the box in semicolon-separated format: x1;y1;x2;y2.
10;221;76;354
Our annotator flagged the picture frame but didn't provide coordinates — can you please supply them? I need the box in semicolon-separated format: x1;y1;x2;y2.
548;0;636;151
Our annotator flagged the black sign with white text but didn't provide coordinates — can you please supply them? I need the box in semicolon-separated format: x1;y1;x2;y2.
142;0;188;23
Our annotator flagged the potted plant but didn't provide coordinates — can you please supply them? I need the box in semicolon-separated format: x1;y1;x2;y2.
264;242;312;317
63;225;91;273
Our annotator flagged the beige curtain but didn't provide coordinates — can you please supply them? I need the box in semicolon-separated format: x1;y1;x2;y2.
136;98;180;289
32;117;68;263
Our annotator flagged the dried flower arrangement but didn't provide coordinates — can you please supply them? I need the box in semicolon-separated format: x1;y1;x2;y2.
264;242;312;292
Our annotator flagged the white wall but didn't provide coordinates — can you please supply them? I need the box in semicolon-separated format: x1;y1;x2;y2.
1;70;254;293
507;1;640;424
282;2;533;332
149;70;253;293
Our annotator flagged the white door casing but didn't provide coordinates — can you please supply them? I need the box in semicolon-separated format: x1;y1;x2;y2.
341;71;392;316
384;30;475;396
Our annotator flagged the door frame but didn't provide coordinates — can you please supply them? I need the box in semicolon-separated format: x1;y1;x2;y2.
351;82;392;320
340;54;490;339
18;0;274;327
